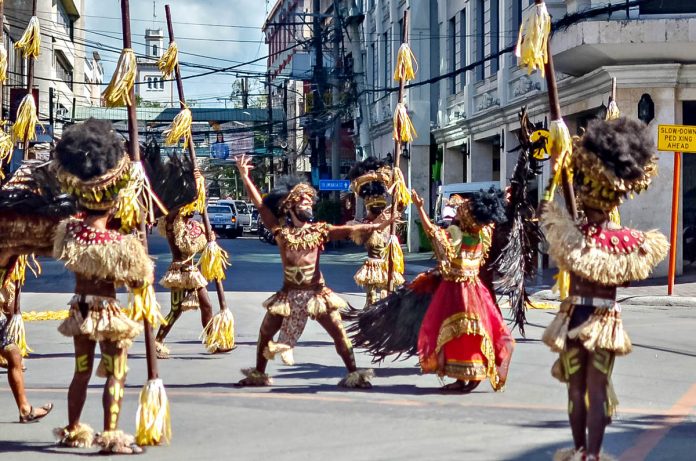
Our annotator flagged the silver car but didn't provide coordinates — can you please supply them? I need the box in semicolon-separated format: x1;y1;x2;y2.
220;200;253;234
206;203;241;239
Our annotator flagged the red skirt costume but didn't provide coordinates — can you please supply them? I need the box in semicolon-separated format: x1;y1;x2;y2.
418;227;514;390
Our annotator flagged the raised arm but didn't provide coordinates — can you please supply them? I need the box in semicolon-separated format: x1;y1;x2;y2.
328;221;386;242
235;154;278;229
412;189;437;235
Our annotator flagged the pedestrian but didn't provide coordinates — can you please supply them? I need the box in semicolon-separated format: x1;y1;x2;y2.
541;117;668;461
233;154;392;386
347;187;514;392
51;119;152;454
347;157;404;307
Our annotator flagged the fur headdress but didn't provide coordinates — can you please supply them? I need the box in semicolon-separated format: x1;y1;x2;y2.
263;176;317;219
142;141;196;218
348;157;392;209
573;117;657;211
450;187;507;232
52;118;130;211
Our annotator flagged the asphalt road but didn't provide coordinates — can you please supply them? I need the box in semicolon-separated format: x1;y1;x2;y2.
1;234;695;460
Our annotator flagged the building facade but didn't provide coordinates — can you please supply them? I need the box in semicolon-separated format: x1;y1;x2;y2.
83;51;103;106
430;0;696;276
135;28;175;106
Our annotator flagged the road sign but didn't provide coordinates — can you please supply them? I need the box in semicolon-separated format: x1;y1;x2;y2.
318;179;350;191
657;124;696;152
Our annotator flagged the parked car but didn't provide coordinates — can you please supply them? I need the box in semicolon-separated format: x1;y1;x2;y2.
206;203;241;238
219;199;253;234
434;181;500;226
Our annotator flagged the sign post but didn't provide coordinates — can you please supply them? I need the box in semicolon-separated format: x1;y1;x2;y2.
657;124;696;295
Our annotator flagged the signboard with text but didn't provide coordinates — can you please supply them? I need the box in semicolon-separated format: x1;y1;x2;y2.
318;179;350;191
657;124;696;152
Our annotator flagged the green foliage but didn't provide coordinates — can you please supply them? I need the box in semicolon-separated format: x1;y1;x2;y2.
315;199;342;225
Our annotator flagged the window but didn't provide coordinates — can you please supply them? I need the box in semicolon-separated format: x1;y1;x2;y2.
511;0;523;65
57;2;73;40
371;42;377;101
459;10;467;91
490;0;499;75
640;0;696;14
55;51;73;89
159;78;164;89
147;77;152;89
383;29;391;91
475;0;484;81
152;44;159;57
448;17;456;95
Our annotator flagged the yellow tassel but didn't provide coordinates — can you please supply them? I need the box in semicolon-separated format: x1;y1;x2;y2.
12;94;39;143
199;241;230;281
9;254;40;286
180;173;206;216
14;16;41;59
0;130;13;179
392;103;417;143
103;49;137;108
388;168;411;208
200;308;235;353
135;378;171;446
545;119;573;199
163;106;192;150
515;2;551;77
609;207;621;225
114;162;168;232
393;43;418;82
157;41;179;79
128;281;167;327
382;235;404;274
606;100;620;121
552;270;570;301
0;44;8;84
7;314;32;356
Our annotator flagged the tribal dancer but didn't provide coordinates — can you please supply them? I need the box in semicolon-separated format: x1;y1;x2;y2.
0;160;69;422
142;144;214;359
52;119;152;454
542;118;668;461
348;187;514;392
347;157;404;306
234;154;389;387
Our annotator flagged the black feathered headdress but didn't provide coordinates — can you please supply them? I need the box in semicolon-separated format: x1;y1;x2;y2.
142;141;197;218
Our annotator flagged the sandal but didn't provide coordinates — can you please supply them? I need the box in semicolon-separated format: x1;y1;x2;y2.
155;341;170;360
19;403;53;423
440;380;480;394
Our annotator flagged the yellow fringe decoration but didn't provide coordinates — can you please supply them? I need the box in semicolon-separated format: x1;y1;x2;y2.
383;235;405;274
609;207;621;225
515;1;551;77
22;310;70;321
552;270;570;301
180;172;206;216
393;43;418;82
103;49;137;108
606;100;620;121
127;281;167;327
200;308;235;353
10;254;41;286
388;168;411;208
114;162;168;232
544;119;573;201
0;44;8;84
7;314;32;356
157;41;179;79
0;130;13;179
14;16;41;59
392;103;417;143
163;107;192;150
135;378;171;446
12;94;39;143
199;241;230;281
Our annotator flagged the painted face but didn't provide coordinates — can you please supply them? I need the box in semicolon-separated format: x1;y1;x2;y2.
292;195;314;222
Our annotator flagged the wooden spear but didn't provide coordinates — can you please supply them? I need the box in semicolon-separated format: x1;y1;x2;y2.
164;4;228;314
119;0;160;382
22;0;38;160
386;10;409;292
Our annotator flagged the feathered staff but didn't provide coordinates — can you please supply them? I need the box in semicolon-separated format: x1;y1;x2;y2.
110;0;170;446
386;11;415;292
491;109;547;335
163;4;233;354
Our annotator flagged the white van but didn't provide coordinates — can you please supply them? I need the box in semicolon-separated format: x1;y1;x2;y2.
434;182;500;224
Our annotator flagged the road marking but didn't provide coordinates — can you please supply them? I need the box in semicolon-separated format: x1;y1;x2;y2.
618;382;696;461
4;385;696;417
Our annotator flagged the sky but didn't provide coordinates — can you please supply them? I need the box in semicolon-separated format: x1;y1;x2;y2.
83;0;271;107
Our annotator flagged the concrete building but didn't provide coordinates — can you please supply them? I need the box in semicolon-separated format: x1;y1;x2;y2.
361;0;438;251
83;51;103;106
6;0;89;128
135;28;175;106
430;0;696;276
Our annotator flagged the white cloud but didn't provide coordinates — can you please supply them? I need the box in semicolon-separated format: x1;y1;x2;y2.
84;0;270;106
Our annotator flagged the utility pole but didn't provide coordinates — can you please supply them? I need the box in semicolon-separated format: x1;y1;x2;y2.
311;0;327;181
242;77;249;109
344;0;370;159
267;71;274;190
331;0;343;198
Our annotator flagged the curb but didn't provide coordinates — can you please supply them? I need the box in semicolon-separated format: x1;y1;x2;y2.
530;289;696;308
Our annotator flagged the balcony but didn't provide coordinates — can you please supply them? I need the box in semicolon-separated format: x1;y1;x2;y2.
552;17;696;77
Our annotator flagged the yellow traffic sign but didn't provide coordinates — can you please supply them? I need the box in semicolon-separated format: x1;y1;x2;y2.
658;124;696;152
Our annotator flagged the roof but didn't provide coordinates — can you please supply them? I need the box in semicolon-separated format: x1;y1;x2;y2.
73;106;285;123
